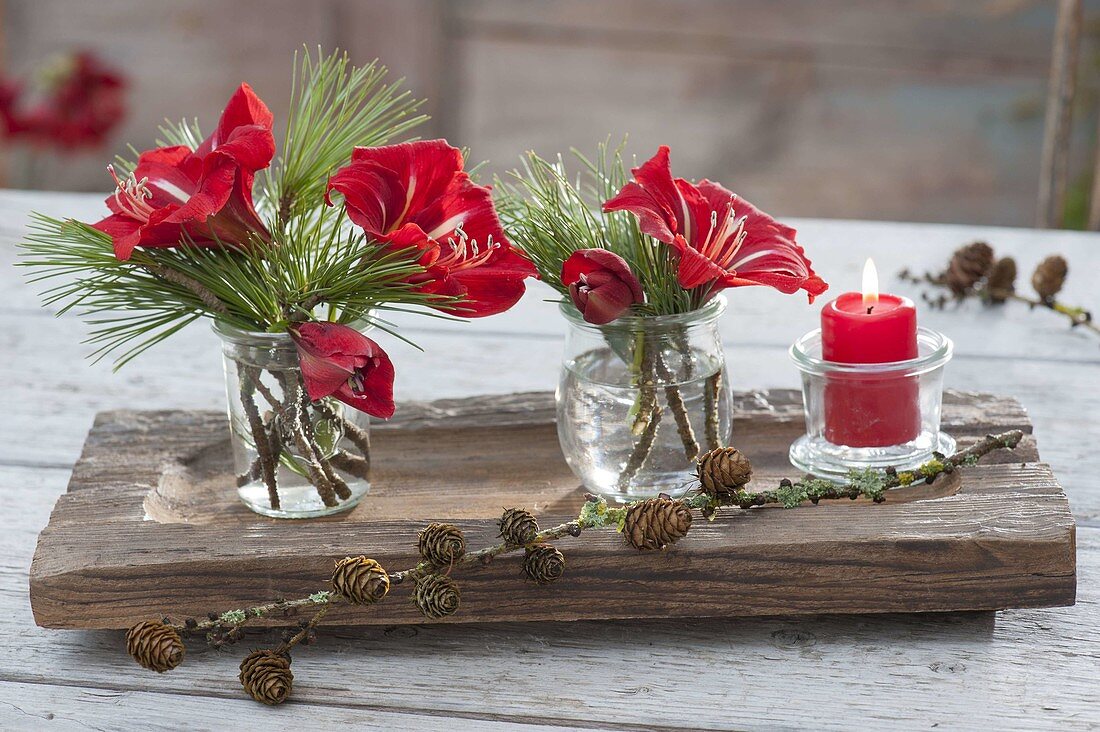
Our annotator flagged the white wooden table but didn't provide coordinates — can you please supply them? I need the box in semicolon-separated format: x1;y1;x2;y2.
1;190;1098;731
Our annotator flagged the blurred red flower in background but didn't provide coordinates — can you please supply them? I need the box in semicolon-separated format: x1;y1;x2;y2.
0;51;127;150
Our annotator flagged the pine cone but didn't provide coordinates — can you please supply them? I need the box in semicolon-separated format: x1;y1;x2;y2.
945;241;994;296
414;574;461;619
523;543;565;584
986;257;1017;303
418;523;466;566
499;507;539;545
622;498;693;551
239;650;293;705
1031;255;1068;301
697;447;753;496
126;621;185;673
331;556;390;605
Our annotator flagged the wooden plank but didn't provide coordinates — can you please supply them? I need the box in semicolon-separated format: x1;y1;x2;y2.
1037;0;1083;228
457;0;1065;71
0;680;586;731
0;456;1097;729
27;391;1074;630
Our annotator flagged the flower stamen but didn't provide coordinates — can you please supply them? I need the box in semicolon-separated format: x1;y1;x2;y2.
107;164;156;223
438;226;500;272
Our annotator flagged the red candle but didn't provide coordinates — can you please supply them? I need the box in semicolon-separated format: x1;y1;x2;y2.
820;259;919;447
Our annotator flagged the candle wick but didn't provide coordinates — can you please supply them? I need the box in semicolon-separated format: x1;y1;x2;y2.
866;305;874;315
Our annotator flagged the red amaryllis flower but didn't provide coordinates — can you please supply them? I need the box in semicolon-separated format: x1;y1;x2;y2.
326;139;537;317
561;248;644;324
91;83;275;261
0;51;126;150
289;322;395;419
603;146;826;302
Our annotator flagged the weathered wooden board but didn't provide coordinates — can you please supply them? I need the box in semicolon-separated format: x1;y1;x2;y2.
29;389;1075;630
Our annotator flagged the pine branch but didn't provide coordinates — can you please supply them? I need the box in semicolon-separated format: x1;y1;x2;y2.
496;141;695;316
259;47;428;226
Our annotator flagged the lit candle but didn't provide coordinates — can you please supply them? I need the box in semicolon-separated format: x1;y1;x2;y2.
820;259;919;447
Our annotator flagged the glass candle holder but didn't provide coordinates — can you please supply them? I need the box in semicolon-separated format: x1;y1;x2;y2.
788;326;955;480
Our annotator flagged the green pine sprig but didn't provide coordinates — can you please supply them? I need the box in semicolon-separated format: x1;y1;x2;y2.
259;47;428;225
18;48;448;369
495;140;695;316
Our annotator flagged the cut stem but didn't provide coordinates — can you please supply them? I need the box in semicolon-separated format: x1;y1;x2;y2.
703;371;723;450
238;372;279;509
617;401;662;491
249;368;339;507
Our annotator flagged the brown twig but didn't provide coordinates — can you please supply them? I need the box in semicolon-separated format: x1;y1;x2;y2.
617;402;662;491
143;263;230;316
275;606;329;654
315;402;371;478
238;373;279;509
999;291;1100;337
703;372;723;450
899;268;1099;339
249;369;339;507
653;354;700;461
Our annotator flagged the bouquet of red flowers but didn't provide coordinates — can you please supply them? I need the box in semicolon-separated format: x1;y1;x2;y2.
20;50;536;517
498;142;826;498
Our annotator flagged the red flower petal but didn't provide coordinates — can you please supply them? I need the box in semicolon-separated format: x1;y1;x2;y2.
290;323;396;419
335;354;396;419
605;147;828;302
195;83;273;156
328;139;537;318
561;249;644;303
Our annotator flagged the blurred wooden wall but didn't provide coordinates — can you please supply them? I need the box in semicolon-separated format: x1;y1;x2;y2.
2;0;1098;226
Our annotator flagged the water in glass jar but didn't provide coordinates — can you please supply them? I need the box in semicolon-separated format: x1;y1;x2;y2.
557;347;730;502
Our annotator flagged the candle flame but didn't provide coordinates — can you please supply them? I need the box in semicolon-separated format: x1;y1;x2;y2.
862;258;879;308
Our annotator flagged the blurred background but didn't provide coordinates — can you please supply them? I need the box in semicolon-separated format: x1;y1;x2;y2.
2;0;1100;228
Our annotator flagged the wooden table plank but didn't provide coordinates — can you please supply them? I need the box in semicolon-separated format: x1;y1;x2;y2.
0;681;590;732
28;393;1074;629
1;464;1099;730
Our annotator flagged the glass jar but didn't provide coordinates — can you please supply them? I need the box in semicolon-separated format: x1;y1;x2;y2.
788;326;955;480
556;296;733;502
214;322;372;518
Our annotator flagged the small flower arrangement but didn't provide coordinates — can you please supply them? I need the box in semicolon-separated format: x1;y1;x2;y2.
497;142;826;498
19;49;537;517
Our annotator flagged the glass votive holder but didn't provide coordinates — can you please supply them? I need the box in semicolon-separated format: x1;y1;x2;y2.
788;327;955;480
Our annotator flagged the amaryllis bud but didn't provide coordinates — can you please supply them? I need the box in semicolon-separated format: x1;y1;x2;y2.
561;249;644;324
289;322;395;419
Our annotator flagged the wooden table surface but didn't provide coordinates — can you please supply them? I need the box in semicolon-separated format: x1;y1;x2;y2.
1;190;1098;731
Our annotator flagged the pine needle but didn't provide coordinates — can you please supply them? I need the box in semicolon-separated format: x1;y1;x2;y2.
17;48;448;369
496;140;694;316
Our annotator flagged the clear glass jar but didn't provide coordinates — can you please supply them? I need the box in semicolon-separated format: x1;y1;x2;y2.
556;296;733;502
788;326;955;480
214;322;372;518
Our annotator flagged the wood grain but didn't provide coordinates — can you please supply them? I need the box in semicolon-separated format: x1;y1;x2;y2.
1037;0;1083;227
28;391;1074;630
